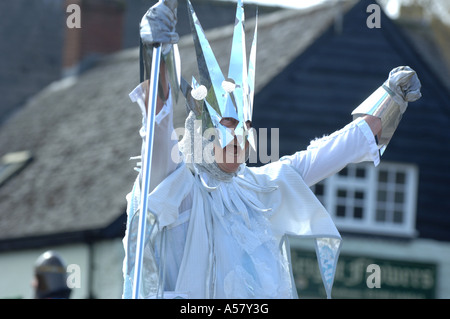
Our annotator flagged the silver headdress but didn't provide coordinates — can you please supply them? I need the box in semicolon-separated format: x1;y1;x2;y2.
181;0;258;152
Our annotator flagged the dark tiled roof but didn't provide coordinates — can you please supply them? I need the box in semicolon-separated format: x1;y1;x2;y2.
253;0;450;241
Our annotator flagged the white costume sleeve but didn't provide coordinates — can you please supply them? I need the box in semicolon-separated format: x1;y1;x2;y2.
129;82;180;192
281;117;380;187
123;83;186;298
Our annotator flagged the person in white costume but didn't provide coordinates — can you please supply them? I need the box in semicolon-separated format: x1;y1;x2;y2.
122;0;422;299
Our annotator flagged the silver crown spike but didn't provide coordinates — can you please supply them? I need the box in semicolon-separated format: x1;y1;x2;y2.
187;0;226;115
228;0;247;122
186;0;258;151
247;9;258;123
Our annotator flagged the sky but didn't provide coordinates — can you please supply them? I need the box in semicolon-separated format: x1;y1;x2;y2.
215;0;450;26
225;0;450;25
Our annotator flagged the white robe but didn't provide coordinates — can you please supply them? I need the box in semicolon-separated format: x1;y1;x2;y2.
122;83;380;299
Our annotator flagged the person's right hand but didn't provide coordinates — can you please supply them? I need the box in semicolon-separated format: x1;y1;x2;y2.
385;66;422;113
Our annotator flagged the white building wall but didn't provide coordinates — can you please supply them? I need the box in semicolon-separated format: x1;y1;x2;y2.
91;238;125;299
0;239;125;299
0;243;90;299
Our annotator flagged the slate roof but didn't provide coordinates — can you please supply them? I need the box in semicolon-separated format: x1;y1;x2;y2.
0;2;343;250
253;0;450;241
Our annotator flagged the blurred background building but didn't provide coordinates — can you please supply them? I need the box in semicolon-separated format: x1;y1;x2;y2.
0;0;449;298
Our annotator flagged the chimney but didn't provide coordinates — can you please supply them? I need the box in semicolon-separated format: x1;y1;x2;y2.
62;0;125;77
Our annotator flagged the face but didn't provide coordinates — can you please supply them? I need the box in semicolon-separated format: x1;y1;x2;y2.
214;118;250;173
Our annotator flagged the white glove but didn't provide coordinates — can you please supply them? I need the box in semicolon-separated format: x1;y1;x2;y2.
140;0;178;55
385;66;422;113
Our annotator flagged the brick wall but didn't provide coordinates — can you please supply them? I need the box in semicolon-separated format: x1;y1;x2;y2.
63;0;125;75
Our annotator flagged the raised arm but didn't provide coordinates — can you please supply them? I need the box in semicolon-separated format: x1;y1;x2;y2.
282;66;421;187
281;117;381;187
362;114;382;139
130;0;181;192
144;59;170;117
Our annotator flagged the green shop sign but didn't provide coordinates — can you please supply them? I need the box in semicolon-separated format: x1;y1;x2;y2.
291;249;437;299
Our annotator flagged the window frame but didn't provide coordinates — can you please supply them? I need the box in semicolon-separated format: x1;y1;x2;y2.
311;161;419;237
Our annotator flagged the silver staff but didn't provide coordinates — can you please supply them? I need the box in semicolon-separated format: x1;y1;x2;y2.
132;0;180;299
132;42;162;299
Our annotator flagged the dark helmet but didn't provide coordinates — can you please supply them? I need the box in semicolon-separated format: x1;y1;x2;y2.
34;251;71;299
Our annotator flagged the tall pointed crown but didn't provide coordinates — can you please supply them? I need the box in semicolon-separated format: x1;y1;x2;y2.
182;0;258;151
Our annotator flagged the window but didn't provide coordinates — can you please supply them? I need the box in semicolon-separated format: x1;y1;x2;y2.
311;162;418;237
0;151;33;188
